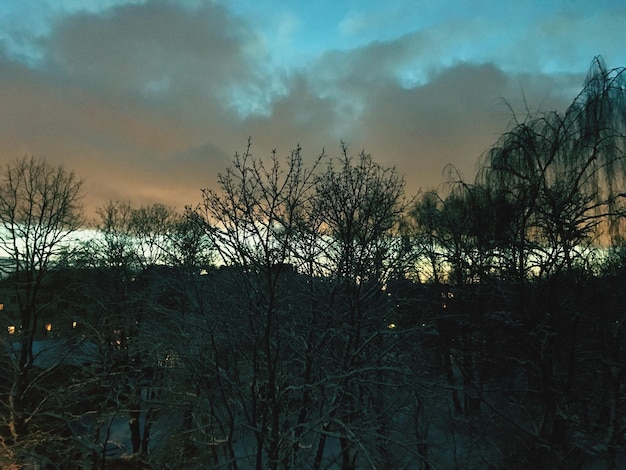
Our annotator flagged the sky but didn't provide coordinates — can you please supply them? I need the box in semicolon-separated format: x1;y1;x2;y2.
0;0;625;216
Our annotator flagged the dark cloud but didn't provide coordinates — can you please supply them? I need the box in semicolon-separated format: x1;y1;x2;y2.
45;2;264;100
274;39;580;195
0;1;593;218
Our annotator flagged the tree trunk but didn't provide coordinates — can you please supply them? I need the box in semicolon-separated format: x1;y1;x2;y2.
129;405;141;453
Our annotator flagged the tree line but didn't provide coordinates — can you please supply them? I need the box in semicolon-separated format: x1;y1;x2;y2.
1;57;625;469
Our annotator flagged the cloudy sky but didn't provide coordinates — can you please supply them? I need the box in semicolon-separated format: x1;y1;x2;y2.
0;0;624;215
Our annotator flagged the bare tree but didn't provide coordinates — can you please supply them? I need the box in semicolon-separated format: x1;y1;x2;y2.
165;205;214;269
200;141;322;469
50;200;184;468
0;156;83;464
310;144;415;469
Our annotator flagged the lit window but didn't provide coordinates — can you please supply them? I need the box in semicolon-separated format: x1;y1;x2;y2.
7;325;15;334
0;303;4;311
45;323;52;332
72;321;77;329
387;323;397;329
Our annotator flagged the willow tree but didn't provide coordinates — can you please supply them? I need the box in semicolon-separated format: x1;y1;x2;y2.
0;156;83;463
479;57;626;276
475;57;626;468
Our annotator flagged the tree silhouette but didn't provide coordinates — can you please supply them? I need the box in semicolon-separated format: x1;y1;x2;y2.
0;156;83;466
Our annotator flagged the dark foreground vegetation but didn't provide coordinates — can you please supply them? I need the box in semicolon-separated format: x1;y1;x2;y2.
1;57;626;469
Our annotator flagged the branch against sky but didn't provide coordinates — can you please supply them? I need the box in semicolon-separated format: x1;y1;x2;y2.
0;155;83;279
478;58;626;250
